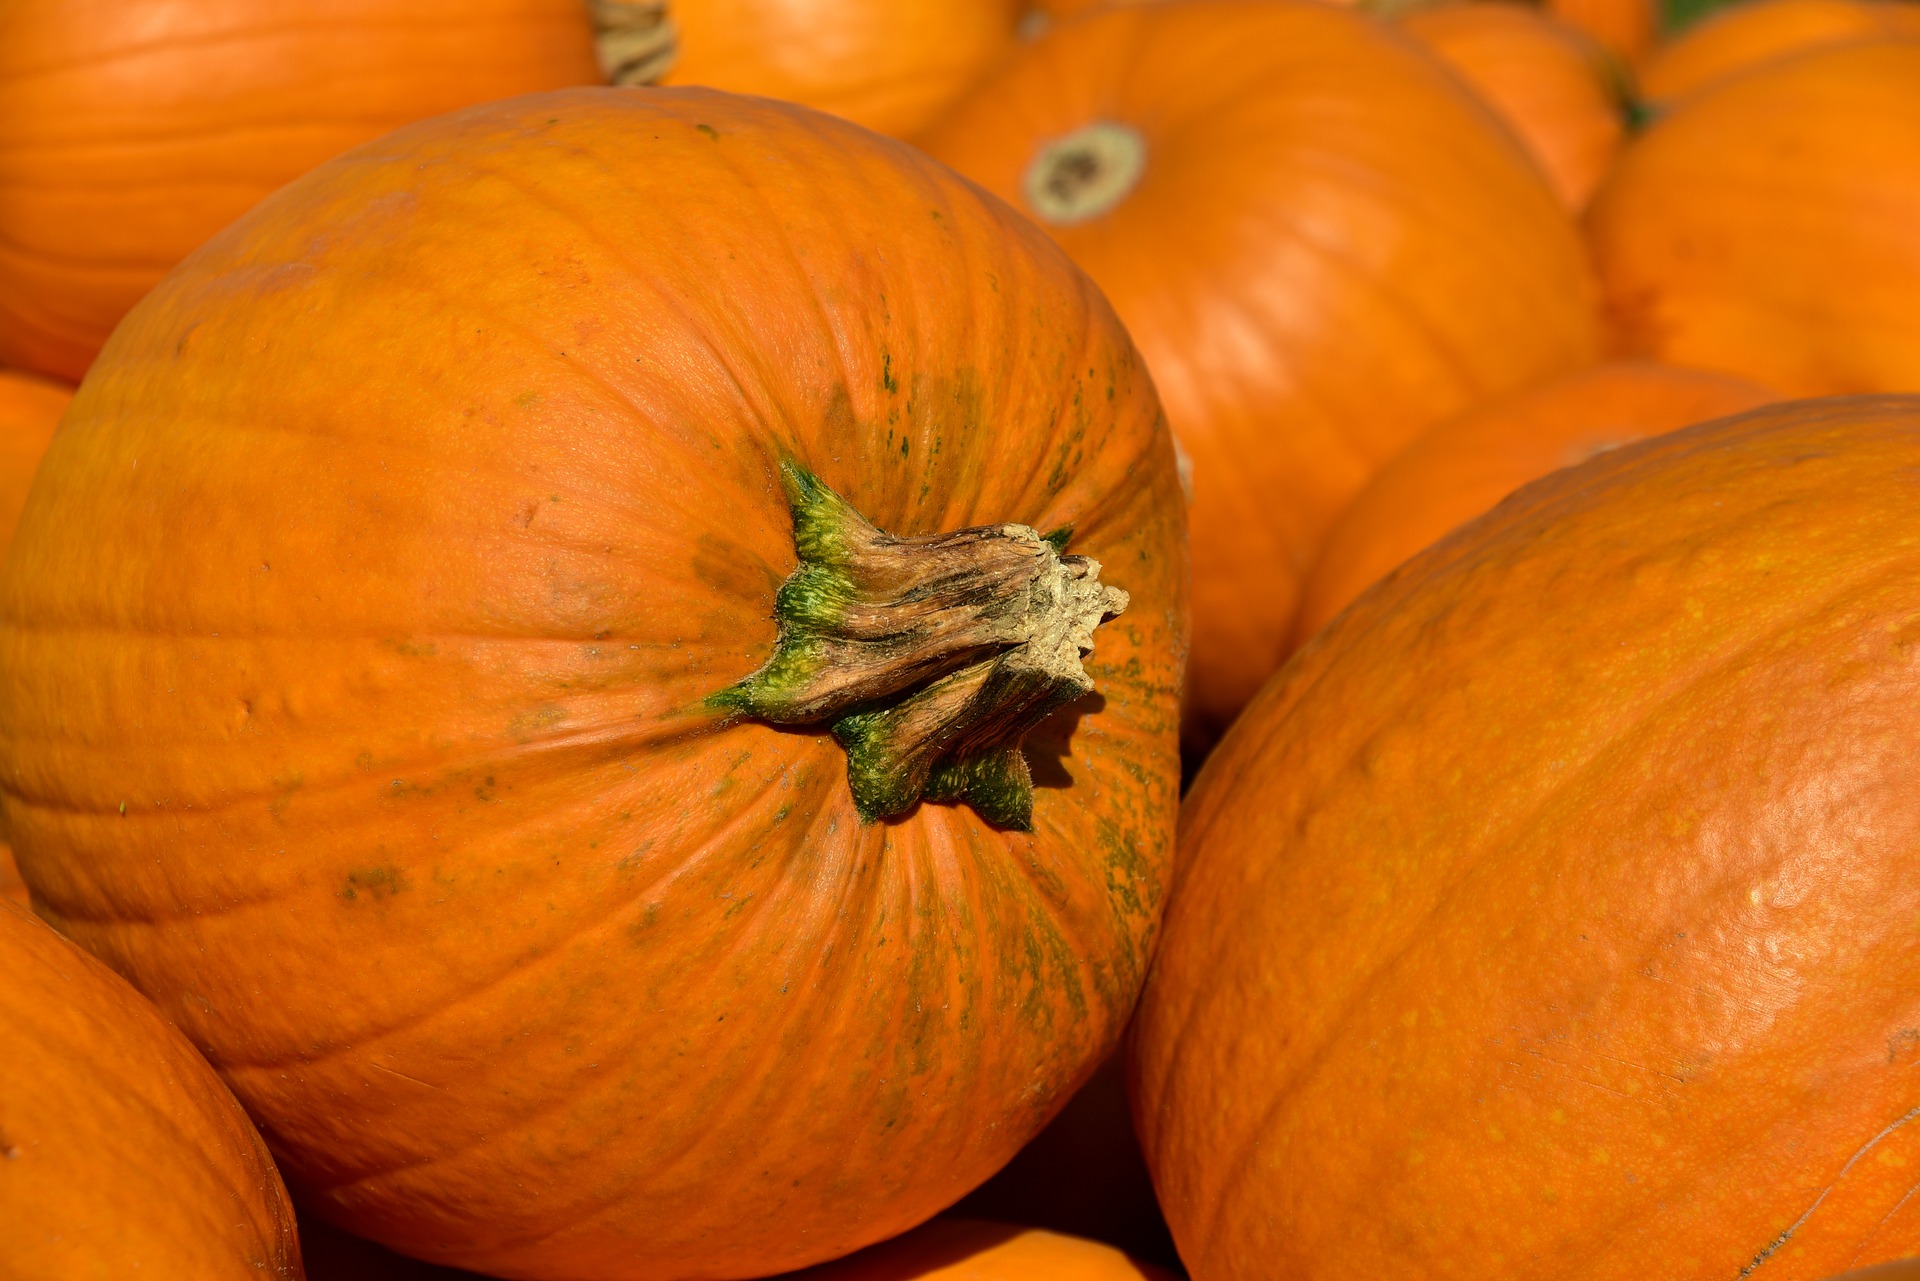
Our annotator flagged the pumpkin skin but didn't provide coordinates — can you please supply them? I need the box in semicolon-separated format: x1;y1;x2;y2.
661;0;1023;138
780;1219;1175;1281
0;899;302;1279
0;0;601;383
919;0;1597;745
1590;41;1920;395
1826;1265;1920;1281
1637;0;1920;101
1134;396;1920;1279
1401;2;1628;209
1548;0;1656;59
0;88;1185;1281
1293;361;1774;640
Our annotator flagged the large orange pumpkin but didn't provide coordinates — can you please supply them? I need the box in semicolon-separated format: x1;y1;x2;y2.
1548;0;1657;58
780;1219;1175;1280
0;0;601;383
1293;360;1774;639
0;899;302;1278
1401;2;1628;209
1637;0;1920;102
609;0;1024;138
1590;41;1920;395
1826;1266;1920;1281
1135;396;1920;1279
919;0;1597;745
0;88;1185;1281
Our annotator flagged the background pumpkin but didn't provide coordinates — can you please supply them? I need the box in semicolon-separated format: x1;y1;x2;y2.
0;88;1185;1281
919;0;1597;747
0;0;602;383
1590;40;1920;394
780;1219;1175;1280
0;899;302;1278
1136;396;1920;1279
1548;0;1658;58
1636;0;1920;102
1293;360;1774;640
628;0;1024;138
1400;2;1628;209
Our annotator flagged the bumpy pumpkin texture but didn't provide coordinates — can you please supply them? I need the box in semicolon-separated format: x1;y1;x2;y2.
0;0;601;382
0;88;1185;1281
780;1219;1174;1280
1137;396;1920;1279
920;0;1596;744
1294;361;1774;640
1590;41;1920;395
1637;0;1920;102
0;900;302;1279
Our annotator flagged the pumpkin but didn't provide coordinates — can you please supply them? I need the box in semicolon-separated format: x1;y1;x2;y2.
918;0;1597;745
300;1211;484;1280
780;1219;1175;1280
1590;41;1920;395
0;0;601;384
0;88;1185;1280
1134;395;1920;1279
593;0;1024;138
0;368;68;907
1825;1266;1920;1281
1293;361;1774;640
1548;0;1658;58
1637;0;1920;101
1401;2;1628;209
0;899;302;1277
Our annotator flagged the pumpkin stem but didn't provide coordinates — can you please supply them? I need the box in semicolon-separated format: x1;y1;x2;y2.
711;462;1128;829
590;0;678;85
1023;122;1148;226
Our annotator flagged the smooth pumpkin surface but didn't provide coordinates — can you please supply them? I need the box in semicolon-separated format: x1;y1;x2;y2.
1549;0;1657;57
0;0;601;383
1135;396;1920;1279
780;1219;1174;1280
1827;1265;1920;1281
0;88;1185;1281
659;0;1023;138
1401;2;1627;209
1293;361;1774;640
920;0;1597;745
1638;0;1920;101
0;899;302;1279
1590;41;1920;395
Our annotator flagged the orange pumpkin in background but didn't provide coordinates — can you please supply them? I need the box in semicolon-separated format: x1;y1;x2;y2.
0;899;302;1278
0;368;68;906
1401;2;1628;209
781;1219;1176;1280
1293;361;1775;640
625;0;1024;137
1826;1265;1920;1281
0;88;1185;1281
0;0;601;383
1637;0;1920;102
920;0;1597;747
1136;396;1920;1279
1590;41;1920;395
1548;0;1657;58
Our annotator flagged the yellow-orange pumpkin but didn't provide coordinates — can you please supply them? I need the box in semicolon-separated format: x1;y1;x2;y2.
637;0;1023;138
780;1219;1174;1279
1638;0;1920;102
1294;361;1774;639
0;899;302;1278
0;0;601;383
0;88;1185;1280
1401;2;1628;209
1590;41;1920;394
1136;396;1920;1278
920;0;1597;745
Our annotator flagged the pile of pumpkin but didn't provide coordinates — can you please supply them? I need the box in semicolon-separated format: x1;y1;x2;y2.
4;0;1920;1277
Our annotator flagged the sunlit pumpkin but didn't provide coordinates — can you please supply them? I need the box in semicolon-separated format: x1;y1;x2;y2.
781;1219;1175;1280
0;88;1185;1281
1401;2;1628;209
1548;0;1657;58
0;0;601;383
1293;361;1774;640
1590;40;1920;394
0;899;302;1278
1637;0;1920;102
919;0;1596;745
1136;396;1920;1279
